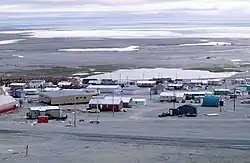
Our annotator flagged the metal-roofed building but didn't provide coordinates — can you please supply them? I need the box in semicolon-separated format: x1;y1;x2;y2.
27;106;60;119
88;98;123;112
104;96;133;108
160;92;185;102
86;85;122;93
39;90;94;105
9;83;27;90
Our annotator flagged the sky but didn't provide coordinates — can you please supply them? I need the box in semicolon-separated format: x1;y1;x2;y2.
0;0;249;18
0;0;250;35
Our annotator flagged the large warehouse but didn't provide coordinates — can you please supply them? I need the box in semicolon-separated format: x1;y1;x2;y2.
39;90;94;105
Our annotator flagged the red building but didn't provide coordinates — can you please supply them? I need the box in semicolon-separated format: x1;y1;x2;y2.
89;98;123;112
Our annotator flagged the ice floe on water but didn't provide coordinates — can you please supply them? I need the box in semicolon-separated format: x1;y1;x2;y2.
87;68;237;81
230;59;242;62
12;54;24;58
0;39;24;45
58;45;139;52
179;42;231;47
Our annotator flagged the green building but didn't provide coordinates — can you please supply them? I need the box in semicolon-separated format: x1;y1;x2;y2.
213;89;231;96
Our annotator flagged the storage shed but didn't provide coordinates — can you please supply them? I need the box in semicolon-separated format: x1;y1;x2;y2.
88;98;123;112
104;96;133;108
202;95;219;107
39;90;93;105
177;104;197;116
86;85;122;93
136;81;156;87
27;106;60;119
213;89;231;96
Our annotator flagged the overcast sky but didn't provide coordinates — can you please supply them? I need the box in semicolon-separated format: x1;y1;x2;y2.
0;0;249;29
0;0;249;17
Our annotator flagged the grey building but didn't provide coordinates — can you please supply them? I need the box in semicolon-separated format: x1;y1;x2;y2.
27;106;60;119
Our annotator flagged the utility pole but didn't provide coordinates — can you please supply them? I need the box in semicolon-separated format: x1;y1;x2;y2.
233;88;236;112
219;95;222;112
73;96;76;127
112;91;115;116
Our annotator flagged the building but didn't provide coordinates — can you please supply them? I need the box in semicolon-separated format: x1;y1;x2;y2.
57;81;72;88
27;106;60;119
184;91;213;100
9;83;27;90
132;98;147;106
208;79;223;86
27;80;46;88
101;79;118;85
213;89;231;96
177;104;197;116
190;80;208;86
88;98;123;112
39;90;93;105
136;81;156;87
150;84;165;95
231;78;246;85
202;95;220;107
23;89;39;95
122;85;140;95
86;85;122;94
42;87;61;92
104;96;133;108
9;90;25;98
160;92;185;102
167;83;183;90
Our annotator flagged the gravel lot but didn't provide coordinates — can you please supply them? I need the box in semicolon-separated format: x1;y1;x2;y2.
1;87;250;163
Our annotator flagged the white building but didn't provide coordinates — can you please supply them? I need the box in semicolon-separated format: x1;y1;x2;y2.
28;80;46;88
23;89;39;95
43;87;61;92
57;81;72;87
132;98;147;106
9;83;27;90
208;79;223;86
27;106;60;119
167;83;183;90
231;78;246;85
190;80;208;85
86;85;122;94
104;96;133;108
160;92;185;102
136;81;156;87
184;91;213;100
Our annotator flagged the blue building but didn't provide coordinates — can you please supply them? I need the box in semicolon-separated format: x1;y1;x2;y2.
202;95;219;107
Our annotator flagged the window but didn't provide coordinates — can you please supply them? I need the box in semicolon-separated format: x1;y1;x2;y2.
83;96;86;99
76;97;79;100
